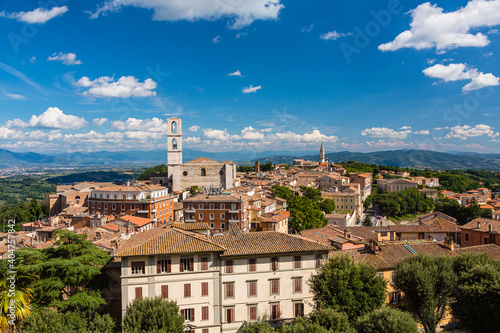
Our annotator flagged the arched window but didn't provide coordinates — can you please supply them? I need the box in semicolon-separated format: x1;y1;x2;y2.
171;121;177;134
133;194;137;200
123;195;127;200
201;168;207;176
100;194;103;199
172;138;178;150
114;194;117;199
106;194;110;199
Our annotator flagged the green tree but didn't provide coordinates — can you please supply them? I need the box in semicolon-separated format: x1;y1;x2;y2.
138;164;168;181
261;162;273;172
189;186;201;195
308;255;387;323
451;253;500;333
356;308;418;333
309;308;354;333
393;254;457;333
300;186;322;202
271;185;293;202
19;310;116;333
318;199;335;214
14;230;111;313
289;195;327;231
29;198;43;220
281;316;329;333
240;319;276;333
237;165;254;173
122;297;184;333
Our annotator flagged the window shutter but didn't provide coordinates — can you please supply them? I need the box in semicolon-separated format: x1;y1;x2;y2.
190;259;194;271
135;287;142;299
202;306;209;320
190;308;194;322
161;285;168;298
180;260;184;272
157;261;161;274
167;260;171;273
250;306;256;320
181;309;185;318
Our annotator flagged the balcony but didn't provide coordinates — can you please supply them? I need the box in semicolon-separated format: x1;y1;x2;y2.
228;219;240;223
185;218;196;223
185;208;195;213
228;209;239;214
137;210;149;214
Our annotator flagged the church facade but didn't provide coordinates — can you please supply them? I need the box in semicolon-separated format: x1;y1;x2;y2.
166;117;237;192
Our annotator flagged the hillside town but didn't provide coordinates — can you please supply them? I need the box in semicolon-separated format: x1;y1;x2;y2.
2;117;499;333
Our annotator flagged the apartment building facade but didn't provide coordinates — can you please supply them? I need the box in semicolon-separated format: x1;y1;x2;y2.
183;193;251;232
88;184;175;225
117;227;330;333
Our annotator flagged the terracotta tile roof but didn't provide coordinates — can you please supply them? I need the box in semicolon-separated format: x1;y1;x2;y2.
116;227;225;257
480;204;494;209
461;218;500;234
183;193;250;202
183;157;221;165
300;225;363;246
95;184;168;192
389;219;459;234
344;226;392;242
454;244;500;261
257;211;289;223
115;215;154;227
344;242;458;270
100;223;120;231
210;231;331;257
172;222;210;230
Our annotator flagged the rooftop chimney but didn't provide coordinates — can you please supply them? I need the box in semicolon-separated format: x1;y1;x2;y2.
477;221;481;229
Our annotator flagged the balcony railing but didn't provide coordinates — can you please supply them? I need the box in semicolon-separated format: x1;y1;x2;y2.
137;210;149;214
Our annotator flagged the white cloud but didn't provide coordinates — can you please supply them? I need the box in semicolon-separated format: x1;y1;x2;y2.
272;129;338;143
0;127;24;139
242;85;262;93
227;70;243;77
3;92;26;100
446;124;499;140
93;118;108;127
236;32;247;38
240;126;265;140
400;126;412;130
422;63;499;92
64;130;125;143
414;130;431;135
111;117;167;132
29;57;36;64
379;0;500;52
0;6;68;23
211;35;222;43
47;52;82;65
189;125;201;132
361;127;412;139
320;30;352;40
75;76;157;98
88;0;284;29
184;136;201;144
203;128;232;141
26;130;63;141
5;107;88;130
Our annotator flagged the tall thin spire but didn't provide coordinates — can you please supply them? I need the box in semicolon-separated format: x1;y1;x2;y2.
320;142;325;163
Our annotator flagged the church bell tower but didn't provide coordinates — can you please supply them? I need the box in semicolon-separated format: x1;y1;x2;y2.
167;117;182;191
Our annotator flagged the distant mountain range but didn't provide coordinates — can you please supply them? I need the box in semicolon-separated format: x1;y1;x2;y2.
1;148;499;171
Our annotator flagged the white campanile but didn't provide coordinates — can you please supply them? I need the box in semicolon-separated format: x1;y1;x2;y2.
167;117;182;191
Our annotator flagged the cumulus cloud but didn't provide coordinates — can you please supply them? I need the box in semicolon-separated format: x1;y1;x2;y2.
242;85;262;93
0;127;24;139
88;0;284;29
189;125;200;132
93;118;108;127
227;70;243;77
361;127;412;139
379;0;500;52
26;130;63;141
203;128;231;141
64;130;125;143
414;130;431;135
272;129;338;143
0;6;68;23
184;136;201;144
5;107;88;130
47;52;82;65
422;63;499;92
320;30;352;40
111;117;167;132
446;124;499;140
240;126;265;140
75;76;157;98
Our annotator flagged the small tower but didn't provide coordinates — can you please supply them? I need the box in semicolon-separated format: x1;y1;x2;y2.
167;117;182;191
319;142;325;164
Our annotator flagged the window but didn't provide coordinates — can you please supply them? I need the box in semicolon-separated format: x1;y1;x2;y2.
91;203;95;208
294;302;304;318
112;204;116;210
131;261;145;274
157;259;171;274
201;256;209;271
248;258;256;272
114;194;117;199
123;195;127;199
201;168;207;176
377;272;384;278
172;138;178;150
135;287;142;299
294;256;301;269
198;203;204;209
184;284;191;297
104;204;108;209
210;213;214;220
248;281;257;297
209;204;214;209
210;223;214;229
106;194;109;199
225;283;234;298
202;306;209;321
464;233;469;241
231;204;237;210
161;285;168;298
181;308;194;322
201;282;209;296
221;204;225;209
226;307;234;323
270;304;279;320
220;213;225;220
97;203;101;209
131;204;135;210
180;258;194;272
199;213;204;220
271;257;279;271
391;271;396;284
270;279;279;295
121;204;125;211
315;254;323;268
293;277;302;293
248;305;257;321
221;223;225;229
183;171;188;176
133;194;136;200
202;330;209;333
391;291;400;304
226;260;233;274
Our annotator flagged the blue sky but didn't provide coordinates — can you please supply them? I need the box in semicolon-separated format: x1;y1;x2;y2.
0;0;499;154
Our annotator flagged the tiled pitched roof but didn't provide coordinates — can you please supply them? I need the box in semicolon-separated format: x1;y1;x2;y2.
115;215;154;227
344;226;392;242
172;222;210;230
210;231;331;257
183;157;221;165
183;193;250;202
454;244;500;261
116;227;225;257
95;184;168;192
461;218;500;234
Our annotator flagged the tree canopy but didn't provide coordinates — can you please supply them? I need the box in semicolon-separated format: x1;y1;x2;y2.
308;255;387;323
138;164;167;180
372;188;434;217
19;310;116;333
356;308;418;333
122;297;184;333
